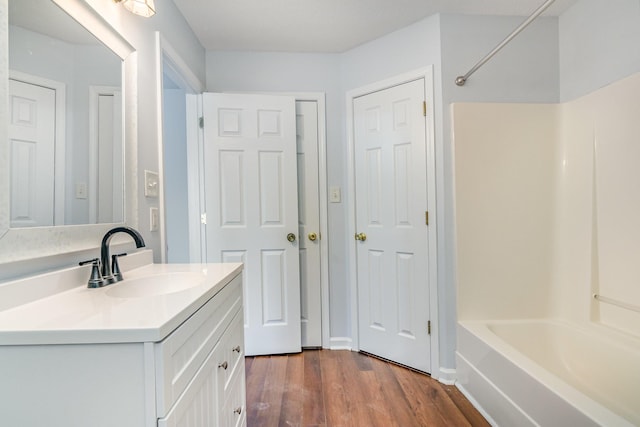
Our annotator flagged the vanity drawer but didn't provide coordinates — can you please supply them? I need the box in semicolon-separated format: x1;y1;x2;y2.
155;273;242;417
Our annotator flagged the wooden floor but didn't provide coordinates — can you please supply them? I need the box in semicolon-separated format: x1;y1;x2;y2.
245;349;489;427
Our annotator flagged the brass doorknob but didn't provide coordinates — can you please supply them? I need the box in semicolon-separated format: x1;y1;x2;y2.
287;233;296;242
308;232;318;241
355;232;367;242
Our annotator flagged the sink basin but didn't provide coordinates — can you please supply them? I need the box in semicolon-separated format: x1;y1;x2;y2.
105;272;205;298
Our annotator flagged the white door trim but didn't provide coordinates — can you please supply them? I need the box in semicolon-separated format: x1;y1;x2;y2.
9;70;66;226
346;67;440;378
155;32;205;263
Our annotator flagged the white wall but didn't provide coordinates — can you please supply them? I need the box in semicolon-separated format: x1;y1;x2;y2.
559;0;640;102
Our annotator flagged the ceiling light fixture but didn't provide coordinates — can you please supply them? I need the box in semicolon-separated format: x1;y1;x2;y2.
113;0;156;18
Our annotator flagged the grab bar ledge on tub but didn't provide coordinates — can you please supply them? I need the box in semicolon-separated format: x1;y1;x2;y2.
593;294;640;314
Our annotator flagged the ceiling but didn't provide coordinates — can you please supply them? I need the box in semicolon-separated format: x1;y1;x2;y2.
172;0;579;53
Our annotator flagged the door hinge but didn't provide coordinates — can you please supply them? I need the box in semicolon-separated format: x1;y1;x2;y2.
422;101;427;117
199;117;204;129
425;211;429;226
200;213;207;225
427;320;431;335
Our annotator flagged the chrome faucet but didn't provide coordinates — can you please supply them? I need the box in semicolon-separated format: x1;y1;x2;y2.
101;227;145;285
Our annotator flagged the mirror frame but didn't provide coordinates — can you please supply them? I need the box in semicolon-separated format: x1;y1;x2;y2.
0;0;138;264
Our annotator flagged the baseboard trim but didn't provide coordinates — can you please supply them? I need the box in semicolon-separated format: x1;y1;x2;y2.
437;367;457;385
327;337;352;350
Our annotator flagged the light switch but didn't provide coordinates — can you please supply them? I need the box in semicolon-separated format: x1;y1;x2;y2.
150;207;159;232
144;170;159;198
329;186;341;203
75;182;88;199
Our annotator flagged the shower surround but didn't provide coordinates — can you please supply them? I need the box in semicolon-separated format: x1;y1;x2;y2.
452;72;640;426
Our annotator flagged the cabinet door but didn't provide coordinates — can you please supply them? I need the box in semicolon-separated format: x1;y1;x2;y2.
157;340;224;427
221;365;247;427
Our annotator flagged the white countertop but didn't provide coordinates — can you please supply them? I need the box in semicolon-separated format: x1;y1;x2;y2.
0;261;243;345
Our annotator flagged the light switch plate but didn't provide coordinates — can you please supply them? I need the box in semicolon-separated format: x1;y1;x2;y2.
329;186;341;203
75;182;88;199
144;170;159;198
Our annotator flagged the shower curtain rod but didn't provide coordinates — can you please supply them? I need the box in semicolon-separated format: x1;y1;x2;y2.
455;0;556;86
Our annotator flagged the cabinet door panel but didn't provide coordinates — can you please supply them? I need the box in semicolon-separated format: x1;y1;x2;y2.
157;340;224;427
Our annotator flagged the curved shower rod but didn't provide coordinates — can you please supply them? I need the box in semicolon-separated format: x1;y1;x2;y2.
455;0;556;86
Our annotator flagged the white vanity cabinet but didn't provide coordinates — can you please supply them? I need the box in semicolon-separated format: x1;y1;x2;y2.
156;274;246;426
0;262;245;427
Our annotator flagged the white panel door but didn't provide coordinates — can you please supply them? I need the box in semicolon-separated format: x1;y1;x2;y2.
8;79;56;227
203;93;301;356
296;101;322;347
353;79;431;373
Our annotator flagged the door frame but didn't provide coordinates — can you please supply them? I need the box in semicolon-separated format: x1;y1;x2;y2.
155;32;205;263
346;67;440;378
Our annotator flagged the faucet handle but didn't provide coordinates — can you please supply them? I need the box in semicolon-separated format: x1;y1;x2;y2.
79;258;105;288
111;253;128;283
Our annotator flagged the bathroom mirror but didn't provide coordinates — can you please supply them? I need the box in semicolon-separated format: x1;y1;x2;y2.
9;0;123;227
0;0;138;264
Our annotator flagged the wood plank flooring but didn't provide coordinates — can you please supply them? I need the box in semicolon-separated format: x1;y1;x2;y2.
245;349;489;427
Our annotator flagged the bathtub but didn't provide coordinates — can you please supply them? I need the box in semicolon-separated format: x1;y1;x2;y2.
456;319;640;426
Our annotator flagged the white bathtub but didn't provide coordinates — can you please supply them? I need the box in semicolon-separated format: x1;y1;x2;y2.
456;319;640;426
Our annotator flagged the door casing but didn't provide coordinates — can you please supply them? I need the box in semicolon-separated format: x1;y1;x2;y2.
346;67;440;378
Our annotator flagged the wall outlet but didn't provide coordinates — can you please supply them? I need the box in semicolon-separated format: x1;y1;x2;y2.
329;186;341;203
150;207;159;232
